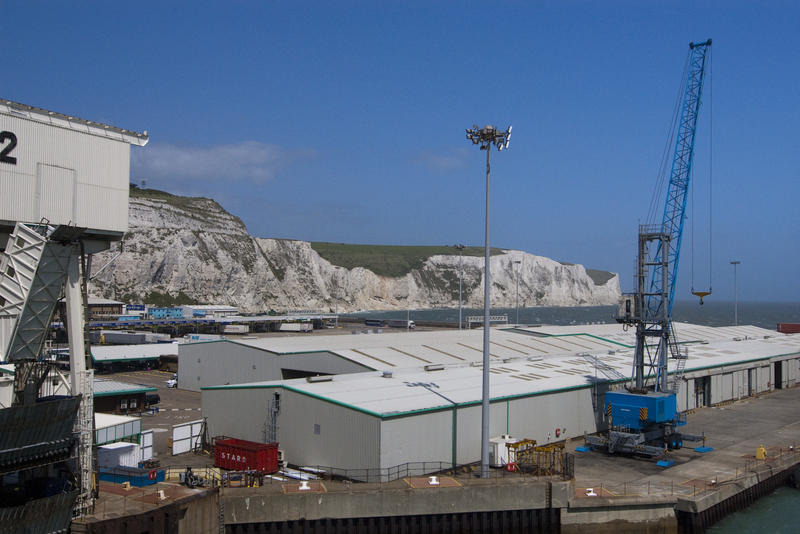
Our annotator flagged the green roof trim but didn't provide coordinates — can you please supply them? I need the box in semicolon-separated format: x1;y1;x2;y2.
203;379;600;420
202;351;800;420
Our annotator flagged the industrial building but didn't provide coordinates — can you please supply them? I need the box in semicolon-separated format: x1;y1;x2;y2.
201;323;800;479
179;326;634;391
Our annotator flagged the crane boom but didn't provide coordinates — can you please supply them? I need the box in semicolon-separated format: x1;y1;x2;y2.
647;39;712;323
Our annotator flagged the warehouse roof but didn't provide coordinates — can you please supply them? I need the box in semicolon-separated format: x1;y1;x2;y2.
93;378;156;397
1;98;149;146
188;322;781;372
91;342;178;363
204;330;800;418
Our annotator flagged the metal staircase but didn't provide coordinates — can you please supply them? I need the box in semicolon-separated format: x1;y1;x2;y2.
73;369;95;517
667;324;689;395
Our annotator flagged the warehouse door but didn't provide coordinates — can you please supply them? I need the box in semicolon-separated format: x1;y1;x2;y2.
172;419;204;455
774;361;783;389
694;377;710;408
140;430;154;462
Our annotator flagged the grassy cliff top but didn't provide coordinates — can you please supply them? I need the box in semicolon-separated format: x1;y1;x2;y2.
310;243;503;278
129;184;248;228
130;184;210;206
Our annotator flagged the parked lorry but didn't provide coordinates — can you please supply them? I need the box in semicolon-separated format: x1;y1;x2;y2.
387;319;415;329
279;322;313;333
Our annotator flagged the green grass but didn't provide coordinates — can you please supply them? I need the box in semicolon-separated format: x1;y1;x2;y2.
310;243;503;278
130;184;212;210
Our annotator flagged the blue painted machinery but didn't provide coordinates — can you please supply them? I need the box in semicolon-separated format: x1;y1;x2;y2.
585;40;713;460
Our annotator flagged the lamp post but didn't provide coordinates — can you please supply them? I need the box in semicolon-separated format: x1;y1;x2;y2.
454;244;465;330
465;123;512;479
730;260;741;326
514;259;522;325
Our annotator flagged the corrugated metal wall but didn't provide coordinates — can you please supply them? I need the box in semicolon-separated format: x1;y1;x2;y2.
0;113;129;232
204;387;273;442
382;410;453;468
204;386;381;473
181;342;371;391
277;388;380;471
380;388;598;469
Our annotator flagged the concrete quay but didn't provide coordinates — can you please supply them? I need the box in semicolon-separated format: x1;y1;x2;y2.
564;385;800;533
219;386;800;533
74;386;800;533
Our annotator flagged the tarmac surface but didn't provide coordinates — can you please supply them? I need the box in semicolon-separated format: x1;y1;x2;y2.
101;368;211;467
570;385;800;498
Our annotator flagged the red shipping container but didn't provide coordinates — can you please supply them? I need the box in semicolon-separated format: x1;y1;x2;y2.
214;438;278;473
778;323;800;334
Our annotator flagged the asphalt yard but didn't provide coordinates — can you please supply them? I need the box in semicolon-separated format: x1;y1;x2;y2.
101;369;211;467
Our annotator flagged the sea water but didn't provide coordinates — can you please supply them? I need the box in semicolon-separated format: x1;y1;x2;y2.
706;485;800;533
349;301;800;331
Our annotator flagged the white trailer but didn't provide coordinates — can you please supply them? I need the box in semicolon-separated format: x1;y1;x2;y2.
223;324;250;334
279;322;313;333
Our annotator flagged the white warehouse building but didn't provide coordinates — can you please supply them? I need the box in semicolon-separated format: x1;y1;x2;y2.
201;323;800;479
180;325;645;392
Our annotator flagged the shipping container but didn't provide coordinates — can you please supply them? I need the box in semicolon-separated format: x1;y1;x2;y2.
214;438;278;473
223;324;250;334
777;323;800;334
99;466;164;487
97;442;141;468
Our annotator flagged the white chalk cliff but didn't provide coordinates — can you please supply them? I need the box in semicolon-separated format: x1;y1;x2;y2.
89;190;620;312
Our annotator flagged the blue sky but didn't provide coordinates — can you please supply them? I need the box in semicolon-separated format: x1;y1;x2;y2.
4;1;799;302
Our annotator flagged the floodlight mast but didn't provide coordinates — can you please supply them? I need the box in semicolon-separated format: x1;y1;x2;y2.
465;124;512;479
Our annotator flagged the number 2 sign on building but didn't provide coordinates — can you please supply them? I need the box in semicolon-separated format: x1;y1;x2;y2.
0;131;17;165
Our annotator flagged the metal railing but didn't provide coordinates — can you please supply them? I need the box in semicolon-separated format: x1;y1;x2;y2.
203;455;575;488
576;446;800;499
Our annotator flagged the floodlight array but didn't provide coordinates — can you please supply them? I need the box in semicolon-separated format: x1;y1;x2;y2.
465;124;512;151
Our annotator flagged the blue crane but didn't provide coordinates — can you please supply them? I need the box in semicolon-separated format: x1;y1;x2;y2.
585;40;713;461
647;38;713;325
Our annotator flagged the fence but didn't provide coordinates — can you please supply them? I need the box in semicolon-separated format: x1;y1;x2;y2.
192;454;575;488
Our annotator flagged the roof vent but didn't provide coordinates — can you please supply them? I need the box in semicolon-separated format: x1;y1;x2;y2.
381;370;393;378
306;375;333;383
424;364;444;372
608;350;616;355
